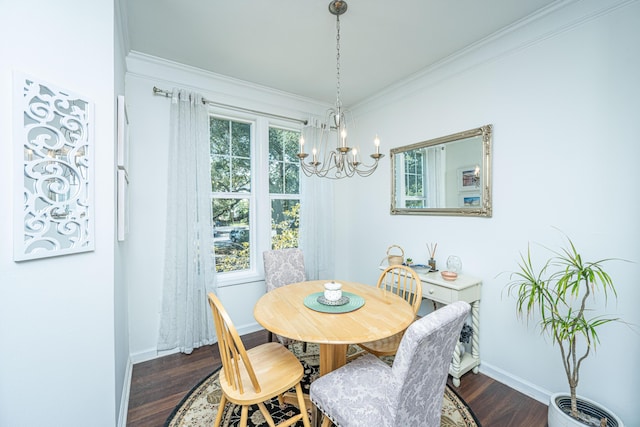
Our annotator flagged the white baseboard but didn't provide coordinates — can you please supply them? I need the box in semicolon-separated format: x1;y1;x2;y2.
117;356;133;427
478;361;551;405
129;322;264;365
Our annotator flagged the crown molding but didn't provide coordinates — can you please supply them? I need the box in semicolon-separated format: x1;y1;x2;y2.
126;51;330;117
352;0;636;115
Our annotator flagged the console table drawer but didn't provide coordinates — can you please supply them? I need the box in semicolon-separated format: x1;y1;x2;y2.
423;283;453;303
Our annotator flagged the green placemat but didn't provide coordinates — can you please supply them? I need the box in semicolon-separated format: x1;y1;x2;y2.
303;292;365;313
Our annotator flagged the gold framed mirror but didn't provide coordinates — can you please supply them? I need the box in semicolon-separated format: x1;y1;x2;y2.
390;124;492;217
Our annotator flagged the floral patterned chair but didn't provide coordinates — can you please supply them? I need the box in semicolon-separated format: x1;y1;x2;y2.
263;248;307;349
310;301;471;427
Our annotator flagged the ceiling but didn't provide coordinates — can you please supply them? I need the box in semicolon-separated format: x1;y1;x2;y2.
125;0;558;107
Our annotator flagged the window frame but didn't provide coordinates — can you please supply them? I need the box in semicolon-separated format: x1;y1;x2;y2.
209;109;302;287
268;123;302;250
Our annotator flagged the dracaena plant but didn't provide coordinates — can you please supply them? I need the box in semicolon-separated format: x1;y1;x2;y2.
508;236;620;422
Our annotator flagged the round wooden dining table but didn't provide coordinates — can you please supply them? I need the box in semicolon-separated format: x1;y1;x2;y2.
253;280;415;376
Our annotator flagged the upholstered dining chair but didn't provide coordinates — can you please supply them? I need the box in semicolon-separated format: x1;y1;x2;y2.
263;248;307;349
357;264;423;357
207;293;311;427
310;300;470;427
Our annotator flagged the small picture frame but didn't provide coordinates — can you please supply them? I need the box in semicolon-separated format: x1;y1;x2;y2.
117;95;129;169
459;193;481;208
457;165;480;192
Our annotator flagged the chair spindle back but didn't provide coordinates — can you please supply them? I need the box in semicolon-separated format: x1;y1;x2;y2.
377;265;423;314
208;293;261;395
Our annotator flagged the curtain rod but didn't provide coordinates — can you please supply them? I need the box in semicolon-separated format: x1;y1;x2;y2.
152;86;308;125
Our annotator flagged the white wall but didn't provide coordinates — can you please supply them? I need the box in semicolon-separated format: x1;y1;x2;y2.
124;55;328;360
336;0;640;423
114;0;132;424
0;1;117;426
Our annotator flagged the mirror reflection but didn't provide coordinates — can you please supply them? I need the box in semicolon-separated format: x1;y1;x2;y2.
390;125;492;217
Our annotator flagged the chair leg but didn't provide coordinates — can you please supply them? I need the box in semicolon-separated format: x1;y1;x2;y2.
240;405;249;427
294;383;311;427
214;394;227;427
257;402;277;427
268;330;274;342
321;416;332;427
303;341;307;353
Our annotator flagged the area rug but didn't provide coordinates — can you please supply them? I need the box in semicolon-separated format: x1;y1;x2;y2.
165;343;480;427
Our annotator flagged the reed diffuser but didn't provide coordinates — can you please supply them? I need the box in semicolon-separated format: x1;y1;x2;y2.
427;242;437;271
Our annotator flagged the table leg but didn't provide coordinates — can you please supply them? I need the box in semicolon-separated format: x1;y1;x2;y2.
471;300;480;374
319;343;347;376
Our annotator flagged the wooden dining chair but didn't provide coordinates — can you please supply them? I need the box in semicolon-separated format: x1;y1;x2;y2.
357;265;423;357
310;301;471;427
207;293;311;427
263;248;308;350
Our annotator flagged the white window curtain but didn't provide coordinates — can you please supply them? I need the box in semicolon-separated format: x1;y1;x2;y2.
157;89;216;354
299;122;334;280
426;146;446;208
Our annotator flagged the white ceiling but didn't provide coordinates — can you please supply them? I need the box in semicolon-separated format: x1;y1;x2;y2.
125;0;558;106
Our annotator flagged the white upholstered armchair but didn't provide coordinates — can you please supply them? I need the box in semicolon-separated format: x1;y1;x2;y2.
310;301;471;427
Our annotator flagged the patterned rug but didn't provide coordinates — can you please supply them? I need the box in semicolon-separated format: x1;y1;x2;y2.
165;343;480;427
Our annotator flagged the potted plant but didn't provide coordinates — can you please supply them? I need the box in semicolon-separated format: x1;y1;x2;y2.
508;236;624;427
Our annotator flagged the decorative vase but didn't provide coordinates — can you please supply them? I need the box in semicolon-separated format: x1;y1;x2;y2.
446;255;462;274
548;393;624;427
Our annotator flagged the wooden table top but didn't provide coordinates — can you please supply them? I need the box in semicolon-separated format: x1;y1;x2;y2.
253;280;415;345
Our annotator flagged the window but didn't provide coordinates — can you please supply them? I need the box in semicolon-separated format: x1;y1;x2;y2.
268;127;301;249
210;117;252;273
403;149;427;208
210;115;301;277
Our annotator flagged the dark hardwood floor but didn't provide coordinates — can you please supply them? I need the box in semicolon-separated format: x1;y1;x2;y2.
127;330;548;426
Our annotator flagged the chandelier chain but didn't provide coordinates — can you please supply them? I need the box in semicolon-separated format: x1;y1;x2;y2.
335;15;341;109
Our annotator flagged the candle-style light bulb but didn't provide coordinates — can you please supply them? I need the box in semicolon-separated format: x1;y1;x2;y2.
352;148;358;162
312;148;317;163
299;136;305;154
374;135;380;155
341;128;347;147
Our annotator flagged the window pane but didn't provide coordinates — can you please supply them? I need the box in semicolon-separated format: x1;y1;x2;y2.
231;158;251;192
232;122;251;157
269;162;283;194
213;198;250;273
211;156;230;192
282;130;300;163
210;119;230;156
284;163;299;194
268;128;284;162
271;199;299;249
269;127;300;196
211;117;251;193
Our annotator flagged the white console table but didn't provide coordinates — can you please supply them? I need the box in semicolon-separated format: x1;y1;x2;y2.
416;271;481;387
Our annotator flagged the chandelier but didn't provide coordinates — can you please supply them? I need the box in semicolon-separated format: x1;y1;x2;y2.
297;0;384;179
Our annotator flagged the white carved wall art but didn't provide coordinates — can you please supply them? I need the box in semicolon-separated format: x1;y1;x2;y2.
14;73;94;261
